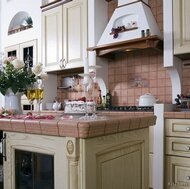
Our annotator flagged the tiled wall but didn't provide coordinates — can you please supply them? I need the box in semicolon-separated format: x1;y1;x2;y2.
57;75;100;104
57;0;190;107
107;0;190;106
107;49;172;106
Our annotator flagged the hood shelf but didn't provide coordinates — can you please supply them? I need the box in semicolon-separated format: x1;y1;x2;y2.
87;35;163;59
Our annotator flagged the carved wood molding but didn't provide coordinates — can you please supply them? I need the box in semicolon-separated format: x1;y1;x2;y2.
87;35;163;59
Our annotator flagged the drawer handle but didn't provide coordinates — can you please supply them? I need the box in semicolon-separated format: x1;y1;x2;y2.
186;126;190;131
187;176;190;180
1;133;7;161
185;146;190;150
59;59;63;68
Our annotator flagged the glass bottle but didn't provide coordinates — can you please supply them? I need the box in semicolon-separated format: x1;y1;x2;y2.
97;90;102;105
106;90;111;109
146;29;150;37
102;95;106;109
141;30;145;37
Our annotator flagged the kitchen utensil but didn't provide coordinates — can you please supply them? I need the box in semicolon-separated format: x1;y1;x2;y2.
61;77;73;88
137;93;159;106
52;101;61;111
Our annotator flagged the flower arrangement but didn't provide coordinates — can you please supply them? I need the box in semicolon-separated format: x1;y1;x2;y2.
0;56;48;96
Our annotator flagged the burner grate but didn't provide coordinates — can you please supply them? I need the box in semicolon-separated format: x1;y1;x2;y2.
97;106;154;112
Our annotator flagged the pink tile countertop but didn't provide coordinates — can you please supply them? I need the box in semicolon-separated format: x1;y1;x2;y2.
164;111;190;119
0;112;156;139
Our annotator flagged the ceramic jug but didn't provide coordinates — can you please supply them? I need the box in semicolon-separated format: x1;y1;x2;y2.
52;101;61;111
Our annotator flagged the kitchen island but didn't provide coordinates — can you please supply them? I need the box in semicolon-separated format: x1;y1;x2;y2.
0;114;156;189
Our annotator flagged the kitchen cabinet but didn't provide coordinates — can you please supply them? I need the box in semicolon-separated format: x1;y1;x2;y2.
3;127;150;189
76;127;149;189
42;0;87;72
165;119;190;189
173;0;190;58
3;132;68;189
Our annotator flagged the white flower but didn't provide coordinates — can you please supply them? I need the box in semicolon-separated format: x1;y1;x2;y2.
32;63;43;76
12;59;25;69
39;72;48;80
3;56;17;64
2;58;8;65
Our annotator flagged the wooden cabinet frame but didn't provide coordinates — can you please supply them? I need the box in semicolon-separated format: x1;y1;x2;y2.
4;39;37;65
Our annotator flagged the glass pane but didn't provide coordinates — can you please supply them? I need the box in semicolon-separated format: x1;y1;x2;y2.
33;153;54;189
15;150;54;189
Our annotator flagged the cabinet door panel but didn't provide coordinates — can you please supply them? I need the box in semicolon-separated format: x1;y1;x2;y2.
63;0;87;69
81;128;149;189
97;142;142;189
4;132;68;189
42;6;63;72
165;156;190;189
173;0;190;55
67;5;82;60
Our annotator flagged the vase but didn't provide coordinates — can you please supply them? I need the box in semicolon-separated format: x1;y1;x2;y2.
5;89;23;115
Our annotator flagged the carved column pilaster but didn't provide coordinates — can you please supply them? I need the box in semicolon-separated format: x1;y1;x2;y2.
66;137;79;189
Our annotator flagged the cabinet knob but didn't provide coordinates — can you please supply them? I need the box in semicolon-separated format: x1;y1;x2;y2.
185;146;190;150
186;176;190;180
186;126;190;131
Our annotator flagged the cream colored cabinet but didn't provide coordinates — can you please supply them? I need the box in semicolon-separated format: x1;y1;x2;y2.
3;128;150;189
173;0;190;56
80;128;149;189
165;119;190;189
149;126;154;188
3;132;68;189
42;0;87;72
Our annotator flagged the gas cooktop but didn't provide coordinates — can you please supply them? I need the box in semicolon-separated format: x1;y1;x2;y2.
97;106;154;112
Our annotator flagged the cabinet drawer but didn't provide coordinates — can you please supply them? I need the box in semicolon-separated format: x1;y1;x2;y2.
165;137;190;157
165;119;190;137
165;156;190;189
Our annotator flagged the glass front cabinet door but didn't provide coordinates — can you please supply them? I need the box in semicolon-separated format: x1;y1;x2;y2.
3;132;68;189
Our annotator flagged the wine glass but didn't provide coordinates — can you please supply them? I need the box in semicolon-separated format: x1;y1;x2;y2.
26;84;36;112
35;79;44;115
88;65;101;119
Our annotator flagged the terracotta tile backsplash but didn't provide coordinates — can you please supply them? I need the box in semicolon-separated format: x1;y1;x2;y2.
57;0;190;107
107;48;173;106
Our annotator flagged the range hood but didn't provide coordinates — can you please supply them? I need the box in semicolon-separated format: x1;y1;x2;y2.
88;0;163;58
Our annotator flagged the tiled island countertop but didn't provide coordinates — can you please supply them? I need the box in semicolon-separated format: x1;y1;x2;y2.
0;113;156;138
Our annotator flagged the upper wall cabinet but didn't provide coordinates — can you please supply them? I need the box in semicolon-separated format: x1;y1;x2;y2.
173;0;190;59
41;0;87;72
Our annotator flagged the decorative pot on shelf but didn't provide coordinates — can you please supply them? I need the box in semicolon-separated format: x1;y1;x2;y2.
5;89;23;115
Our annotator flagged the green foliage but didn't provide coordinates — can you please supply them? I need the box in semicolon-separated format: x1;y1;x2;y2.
0;60;36;95
25;16;33;25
